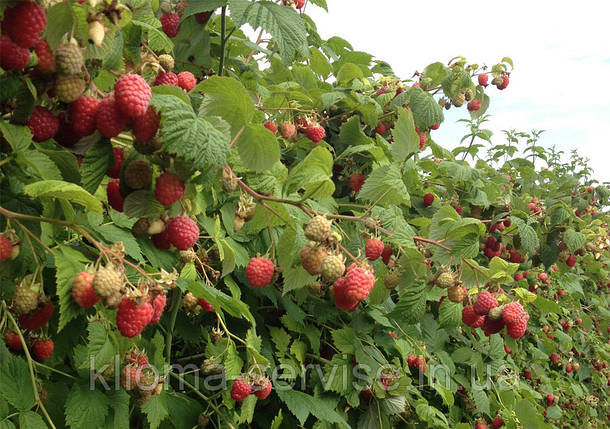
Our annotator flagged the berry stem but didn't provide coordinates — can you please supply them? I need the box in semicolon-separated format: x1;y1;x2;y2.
218;6;227;76
2;302;56;429
164;288;182;363
168;371;236;429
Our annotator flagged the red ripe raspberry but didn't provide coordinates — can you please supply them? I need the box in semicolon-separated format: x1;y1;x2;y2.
381;246;393;264
538;272;548;281
407;355;417;367
506;314;529;339
295;117;308;130
70;96;101;136
72;271;99;309
116;298;154;338
430;122;440;130
132;106;160;142
32;339;54;361
245;257;275;288
546;393;554;406
475;423;488;429
106;179;124;212
114;73;152;118
264;121;277;134
97;97;129;138
344;265;375;301
514;273;523;282
151;229;171;250
35;40;55;73
350;173;365;192
478;74;489;87
155;173;185;206
481;316;504;337
54;112;81;147
27;107;59;142
498;75;509;90
462;305;484;328
154;71;179;87
167;216;199;250
473;291;498;316
374;123;386;135
467;99;482;111
0;236;12;262
177;71;196;92
198;298;215;312
456;205;463;214
566;254;577;267
106;147;124;178
333;277;358;311
304;124;325;143
150;294;167;324
18;301;54;330
2;2;46;48
423;193;435;207
231;379;251;402
4;330;22;351
502;301;524;325
0;36;30;70
253;380;272;399
414;356;426;372
365;239;384;261
160;13;181;38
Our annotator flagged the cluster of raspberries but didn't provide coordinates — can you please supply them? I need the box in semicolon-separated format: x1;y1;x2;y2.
462;291;529;339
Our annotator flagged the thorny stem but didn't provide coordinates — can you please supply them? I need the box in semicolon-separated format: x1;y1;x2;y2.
3;302;56;429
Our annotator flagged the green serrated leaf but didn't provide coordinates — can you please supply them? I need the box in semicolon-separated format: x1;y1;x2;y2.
229;0;308;64
24;180;102;213
65;383;109;428
151;94;230;172
390;108;420;161
81;139;114;194
236;124;280;171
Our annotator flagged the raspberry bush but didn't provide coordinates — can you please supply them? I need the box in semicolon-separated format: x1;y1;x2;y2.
0;1;608;428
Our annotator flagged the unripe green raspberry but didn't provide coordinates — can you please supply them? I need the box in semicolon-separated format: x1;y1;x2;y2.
491;76;504;87
436;272;455;289
158;54;174;72
464;88;473;101
55;43;84;75
451;93;466;107
13;286;40;315
56;75;85;103
320;254;345;283
305;216;332;242
92;266;122;299
384;271;401;289
488;306;504;320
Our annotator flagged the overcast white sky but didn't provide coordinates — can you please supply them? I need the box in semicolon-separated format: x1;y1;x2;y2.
302;1;610;182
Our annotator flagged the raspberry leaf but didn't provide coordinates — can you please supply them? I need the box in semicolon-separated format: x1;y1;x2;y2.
81;139;114;194
151;94;230;173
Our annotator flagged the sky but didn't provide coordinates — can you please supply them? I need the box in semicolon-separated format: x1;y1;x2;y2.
300;0;610;182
